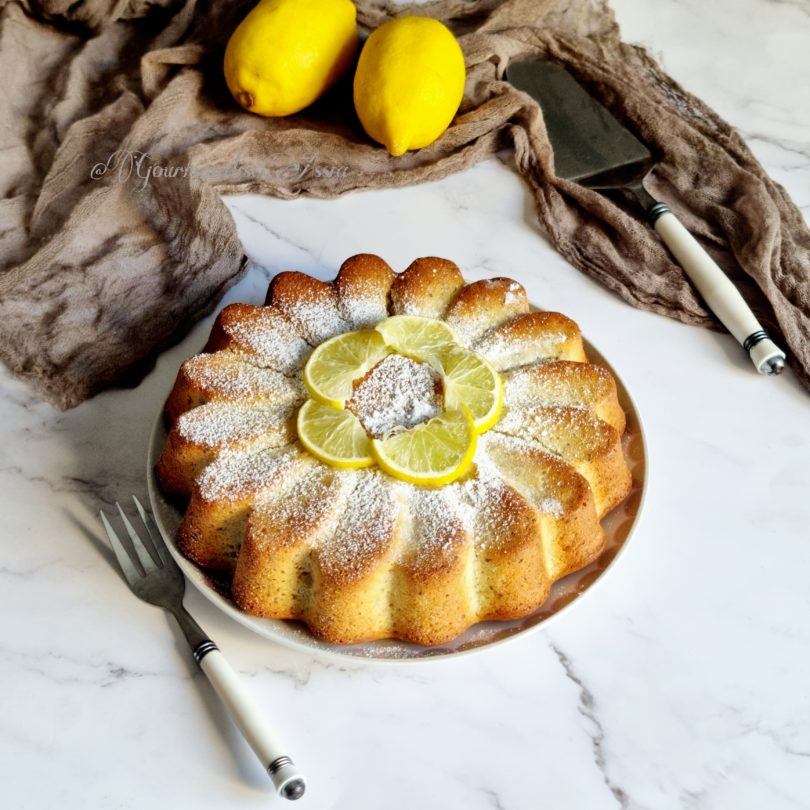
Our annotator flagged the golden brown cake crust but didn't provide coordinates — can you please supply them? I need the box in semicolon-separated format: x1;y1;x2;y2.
265;271;349;345
156;255;634;646
204;304;311;375
503;360;626;434
334;253;396;328
389;256;464;318
474;311;588;368
445;277;530;344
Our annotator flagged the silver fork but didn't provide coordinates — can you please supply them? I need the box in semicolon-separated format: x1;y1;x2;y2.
100;496;306;801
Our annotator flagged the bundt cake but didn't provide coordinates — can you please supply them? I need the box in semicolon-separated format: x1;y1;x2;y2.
157;254;633;645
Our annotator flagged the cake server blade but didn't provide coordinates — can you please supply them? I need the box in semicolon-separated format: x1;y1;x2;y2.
506;60;653;187
505;59;786;375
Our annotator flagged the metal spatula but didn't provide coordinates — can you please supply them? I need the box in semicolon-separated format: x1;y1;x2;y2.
506;60;785;375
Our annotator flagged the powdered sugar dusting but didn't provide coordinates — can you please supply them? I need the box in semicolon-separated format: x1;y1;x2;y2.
318;471;399;578
392;286;423;317
457;452;520;549
446;311;496;347
276;294;349;346
503;362;609;409
347;355;442;439
485;432;568;517
503;365;547;407
177;401;296;448
496;403;593;446
446;281;527;346
475;330;569;371
405;487;467;568
462;434;563;538
197;447;301;503
183;354;306;403
340;293;389;329
250;468;357;551
226;310;311;374
537;497;564;518
504;280;525;307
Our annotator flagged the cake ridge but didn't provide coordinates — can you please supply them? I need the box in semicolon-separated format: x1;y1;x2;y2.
206;303;312;375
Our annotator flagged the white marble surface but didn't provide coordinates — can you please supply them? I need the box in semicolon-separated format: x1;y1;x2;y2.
3;1;810;808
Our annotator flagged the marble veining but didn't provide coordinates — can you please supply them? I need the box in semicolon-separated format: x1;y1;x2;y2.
2;1;810;809
551;644;631;809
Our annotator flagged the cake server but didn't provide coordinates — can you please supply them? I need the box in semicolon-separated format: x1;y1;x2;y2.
506;59;786;375
99;497;306;801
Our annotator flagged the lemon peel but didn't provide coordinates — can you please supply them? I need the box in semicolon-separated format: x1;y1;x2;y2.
353;17;466;156
438;346;504;434
371;407;476;487
304;329;389;409
224;0;358;117
296;399;374;468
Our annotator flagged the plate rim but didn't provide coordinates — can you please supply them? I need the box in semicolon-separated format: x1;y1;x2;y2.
146;329;647;665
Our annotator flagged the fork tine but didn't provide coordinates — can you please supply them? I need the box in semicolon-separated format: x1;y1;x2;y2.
100;510;143;585
132;495;172;568
116;502;159;574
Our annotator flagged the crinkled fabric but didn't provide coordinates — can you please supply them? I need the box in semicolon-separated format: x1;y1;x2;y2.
0;0;807;407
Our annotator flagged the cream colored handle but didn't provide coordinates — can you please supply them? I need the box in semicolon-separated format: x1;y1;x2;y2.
197;646;306;800
653;210;785;374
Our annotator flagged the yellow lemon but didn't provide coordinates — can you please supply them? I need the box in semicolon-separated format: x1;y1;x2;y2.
353;16;466;156
224;0;358;117
374;315;458;365
303;329;390;409
439;346;503;434
297;399;374;468
371;407;476;487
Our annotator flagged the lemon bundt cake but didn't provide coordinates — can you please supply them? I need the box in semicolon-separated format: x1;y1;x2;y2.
157;254;632;645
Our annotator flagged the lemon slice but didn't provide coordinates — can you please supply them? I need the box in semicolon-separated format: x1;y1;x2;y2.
374;315;457;366
439;346;504;434
303;329;389;408
371;407;476;486
297;399;373;468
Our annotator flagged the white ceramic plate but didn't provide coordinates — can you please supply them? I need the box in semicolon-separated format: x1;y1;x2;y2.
147;337;646;664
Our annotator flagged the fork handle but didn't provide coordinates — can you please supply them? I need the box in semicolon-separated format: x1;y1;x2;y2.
191;640;306;800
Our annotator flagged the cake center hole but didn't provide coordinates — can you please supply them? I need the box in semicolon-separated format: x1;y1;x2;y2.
347;354;443;439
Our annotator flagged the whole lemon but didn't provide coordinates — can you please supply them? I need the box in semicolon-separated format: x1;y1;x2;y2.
353;16;466;157
224;0;358;117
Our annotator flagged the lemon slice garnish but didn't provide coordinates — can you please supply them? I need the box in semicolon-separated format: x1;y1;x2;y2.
371;407;476;487
297;399;374;468
303;329;389;409
374;315;457;367
439;346;503;434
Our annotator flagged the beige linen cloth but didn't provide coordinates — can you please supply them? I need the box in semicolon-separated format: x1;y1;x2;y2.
1;0;808;408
